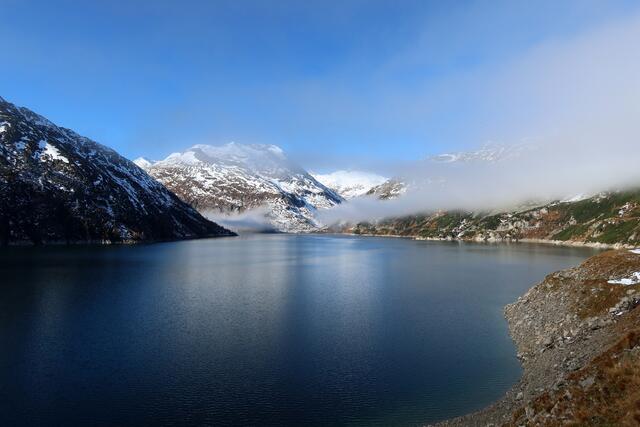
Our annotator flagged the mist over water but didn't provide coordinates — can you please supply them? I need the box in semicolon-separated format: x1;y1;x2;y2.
320;12;640;225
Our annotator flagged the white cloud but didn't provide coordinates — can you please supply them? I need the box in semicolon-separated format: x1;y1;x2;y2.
320;11;640;224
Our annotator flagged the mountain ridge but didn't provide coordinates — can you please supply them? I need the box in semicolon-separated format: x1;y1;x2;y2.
337;144;639;246
311;170;387;200
0;97;234;245
348;190;640;247
139;143;343;232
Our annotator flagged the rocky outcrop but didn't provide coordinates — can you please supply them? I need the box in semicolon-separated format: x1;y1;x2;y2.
350;190;640;247
365;178;406;200
0;96;235;244
434;249;640;426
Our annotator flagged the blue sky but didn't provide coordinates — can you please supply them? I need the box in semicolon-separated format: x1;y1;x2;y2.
1;0;638;172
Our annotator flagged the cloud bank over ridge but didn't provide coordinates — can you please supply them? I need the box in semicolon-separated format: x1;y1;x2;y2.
320;11;640;224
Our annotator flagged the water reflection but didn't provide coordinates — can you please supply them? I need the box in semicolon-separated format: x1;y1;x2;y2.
0;236;598;426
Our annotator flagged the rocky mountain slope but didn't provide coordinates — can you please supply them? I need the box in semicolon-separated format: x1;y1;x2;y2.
365;178;407;199
350;190;640;247
311;170;387;199
435;248;640;426
137;143;343;232
0;97;234;244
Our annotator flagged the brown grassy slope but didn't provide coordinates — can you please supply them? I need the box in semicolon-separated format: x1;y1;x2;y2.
433;249;640;427
506;250;640;426
508;320;640;426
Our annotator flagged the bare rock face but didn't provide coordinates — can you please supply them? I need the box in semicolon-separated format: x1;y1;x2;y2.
138;143;343;232
365;178;406;200
0;96;234;244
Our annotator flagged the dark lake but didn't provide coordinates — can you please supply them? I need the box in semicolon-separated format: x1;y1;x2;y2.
0;235;597;426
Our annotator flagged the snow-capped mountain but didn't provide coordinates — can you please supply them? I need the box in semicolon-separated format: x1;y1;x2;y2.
139;143;343;232
366;179;407;200
0;96;233;244
132;157;154;169
366;143;534;201
311;170;387;199
428;142;536;163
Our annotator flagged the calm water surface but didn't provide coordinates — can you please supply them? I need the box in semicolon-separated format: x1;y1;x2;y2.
0;235;598;426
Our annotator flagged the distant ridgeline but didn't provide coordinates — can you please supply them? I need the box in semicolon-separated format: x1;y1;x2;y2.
0;96;234;245
349;190;640;246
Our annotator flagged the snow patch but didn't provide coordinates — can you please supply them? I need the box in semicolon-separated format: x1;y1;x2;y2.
164;151;201;165
630;249;640;255
39;140;69;163
561;193;591;203
428;143;536;164
133;157;154;168
159;142;291;175
618;202;634;217
608;272;640;286
312;170;388;199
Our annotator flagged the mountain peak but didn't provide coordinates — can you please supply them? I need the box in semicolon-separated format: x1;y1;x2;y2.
190;142;286;160
153;142;295;178
429;142;536;163
142;142;342;232
312;170;388;200
133;157;154;168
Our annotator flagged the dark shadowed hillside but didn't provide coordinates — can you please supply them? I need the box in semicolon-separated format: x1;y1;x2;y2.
0;97;235;244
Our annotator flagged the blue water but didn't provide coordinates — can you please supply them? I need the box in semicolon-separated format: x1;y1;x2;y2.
0;235;597;426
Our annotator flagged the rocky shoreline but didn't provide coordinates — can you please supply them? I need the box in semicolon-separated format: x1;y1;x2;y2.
432;248;640;426
415;235;634;250
343;231;633;250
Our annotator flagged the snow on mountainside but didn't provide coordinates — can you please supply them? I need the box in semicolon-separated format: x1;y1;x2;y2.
0;96;234;244
311;170;387;199
133;157;154;169
140;143;343;232
367;143;535;200
346;142;640;246
428;142;537;163
366;179;407;200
